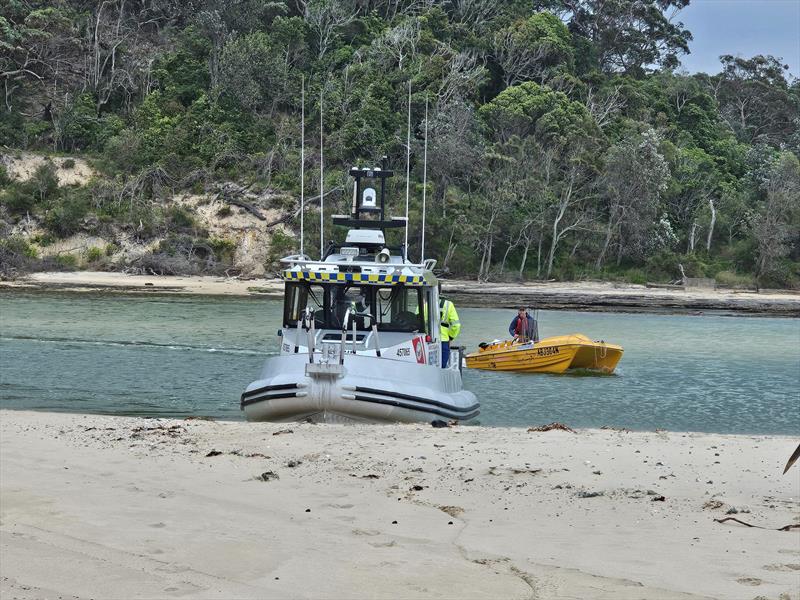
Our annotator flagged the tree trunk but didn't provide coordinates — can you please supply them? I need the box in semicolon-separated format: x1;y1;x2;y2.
519;236;531;279
484;234;493;281
546;206;565;278
536;236;542;278
688;221;698;253
706;198;716;252
596;220;614;270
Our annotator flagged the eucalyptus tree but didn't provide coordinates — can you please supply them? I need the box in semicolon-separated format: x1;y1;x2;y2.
534;0;692;75
492;12;574;87
480;81;603;278
596;127;669;268
712;55;799;148
752;152;800;284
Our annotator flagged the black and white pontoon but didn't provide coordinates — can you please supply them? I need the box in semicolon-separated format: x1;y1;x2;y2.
240;160;479;424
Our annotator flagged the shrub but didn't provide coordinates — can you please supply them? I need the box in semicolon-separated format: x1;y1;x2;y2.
715;270;755;288
32;163;59;201
0;164;10;186
265;229;295;269
44;194;91;237
85;246;103;262
1;185;38;214
208;237;236;263
0;236;38;278
216;205;233;218
62;158;76;169
622;268;648;285
54;253;78;268
166;205;196;232
105;242;119;256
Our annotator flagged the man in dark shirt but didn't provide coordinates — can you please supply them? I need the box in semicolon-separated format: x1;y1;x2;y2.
508;307;538;342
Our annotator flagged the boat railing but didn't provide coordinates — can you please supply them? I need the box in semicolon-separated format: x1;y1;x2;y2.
450;346;465;376
301;308;316;364
339;310;382;364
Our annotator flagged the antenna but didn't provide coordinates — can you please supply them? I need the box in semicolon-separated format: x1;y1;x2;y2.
404;81;411;262
421;94;428;263
300;76;305;257
319;87;324;259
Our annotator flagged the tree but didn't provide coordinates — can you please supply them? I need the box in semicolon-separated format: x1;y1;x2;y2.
219;18;307;115
712;55;799;148
666;145;720;254
479;81;599;144
536;0;692;75
492;12;574;87
298;0;357;59
752;152;800;284
596;127;669;268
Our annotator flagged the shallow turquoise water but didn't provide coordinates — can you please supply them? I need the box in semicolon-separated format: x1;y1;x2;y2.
1;292;798;434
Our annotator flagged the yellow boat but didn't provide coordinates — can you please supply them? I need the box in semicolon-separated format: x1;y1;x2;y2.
465;334;623;374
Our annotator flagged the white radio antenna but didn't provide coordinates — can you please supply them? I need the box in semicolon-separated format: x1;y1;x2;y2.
420;94;428;263
404;82;411;262
300;75;305;257
319;87;324;259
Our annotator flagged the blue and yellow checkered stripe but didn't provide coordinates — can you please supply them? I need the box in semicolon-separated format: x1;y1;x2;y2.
282;270;424;286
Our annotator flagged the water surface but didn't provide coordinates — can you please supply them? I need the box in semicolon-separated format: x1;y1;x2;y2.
1;292;798;434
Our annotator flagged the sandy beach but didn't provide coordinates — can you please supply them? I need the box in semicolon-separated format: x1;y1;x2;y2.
2;271;799;315
1;411;798;599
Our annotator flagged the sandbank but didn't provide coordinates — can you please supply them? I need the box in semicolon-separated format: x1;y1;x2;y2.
2;271;799;315
1;410;798;599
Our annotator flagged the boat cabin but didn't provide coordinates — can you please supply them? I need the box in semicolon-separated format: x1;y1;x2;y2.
277;158;450;369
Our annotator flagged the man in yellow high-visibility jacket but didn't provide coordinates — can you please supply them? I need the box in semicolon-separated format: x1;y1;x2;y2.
439;297;460;368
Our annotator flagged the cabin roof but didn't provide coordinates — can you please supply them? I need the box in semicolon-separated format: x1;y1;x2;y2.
282;269;427;286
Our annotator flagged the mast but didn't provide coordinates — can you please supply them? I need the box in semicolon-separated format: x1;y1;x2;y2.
404;82;411;262
300;76;305;257
319;87;324;259
421;95;428;263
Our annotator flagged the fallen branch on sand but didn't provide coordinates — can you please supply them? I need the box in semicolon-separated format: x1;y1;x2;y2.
713;517;799;532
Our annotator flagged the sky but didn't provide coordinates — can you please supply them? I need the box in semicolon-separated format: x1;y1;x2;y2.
676;0;800;78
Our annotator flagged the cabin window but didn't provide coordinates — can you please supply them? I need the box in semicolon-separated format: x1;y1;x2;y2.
284;282;425;333
374;286;425;333
283;283;328;329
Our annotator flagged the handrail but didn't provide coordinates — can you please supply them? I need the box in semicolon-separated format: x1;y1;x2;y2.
339;307;351;365
301;308;315;364
337;310;384;364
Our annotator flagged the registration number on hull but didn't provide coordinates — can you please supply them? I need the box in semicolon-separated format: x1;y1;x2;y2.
537;346;559;357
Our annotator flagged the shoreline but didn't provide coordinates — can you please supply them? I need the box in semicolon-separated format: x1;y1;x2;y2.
1;410;798;599
2;405;798;438
2;270;800;315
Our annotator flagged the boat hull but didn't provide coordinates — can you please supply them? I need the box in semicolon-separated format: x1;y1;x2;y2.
465;334;623;375
242;354;479;424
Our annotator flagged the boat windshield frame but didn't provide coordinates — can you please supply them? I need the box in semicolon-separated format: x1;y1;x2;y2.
283;281;429;334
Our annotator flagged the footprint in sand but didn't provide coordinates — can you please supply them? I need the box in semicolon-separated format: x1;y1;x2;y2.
736;577;763;586
762;563;800;572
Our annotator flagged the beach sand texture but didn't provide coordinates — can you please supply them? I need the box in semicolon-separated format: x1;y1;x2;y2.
3;271;800;314
1;411;798;599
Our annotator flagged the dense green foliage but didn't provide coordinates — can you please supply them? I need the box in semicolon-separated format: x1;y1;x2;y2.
1;0;799;285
